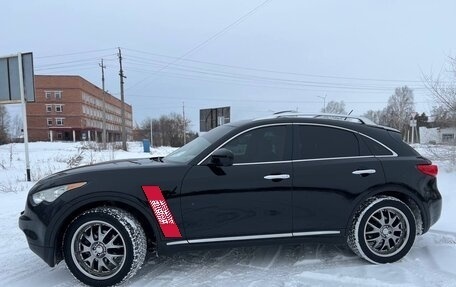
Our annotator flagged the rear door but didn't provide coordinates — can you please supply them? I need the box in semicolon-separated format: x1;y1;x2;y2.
292;124;386;234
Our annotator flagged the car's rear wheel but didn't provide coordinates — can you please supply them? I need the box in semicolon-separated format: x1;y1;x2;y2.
348;196;416;264
63;207;146;287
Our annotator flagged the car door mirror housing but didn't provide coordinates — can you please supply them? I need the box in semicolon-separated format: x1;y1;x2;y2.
210;148;234;167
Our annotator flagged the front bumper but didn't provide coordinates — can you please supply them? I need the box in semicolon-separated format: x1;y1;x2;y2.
18;210;56;267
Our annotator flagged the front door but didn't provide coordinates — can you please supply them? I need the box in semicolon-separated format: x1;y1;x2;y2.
180;124;293;240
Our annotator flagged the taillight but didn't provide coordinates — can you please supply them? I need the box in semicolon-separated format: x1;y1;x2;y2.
417;164;438;177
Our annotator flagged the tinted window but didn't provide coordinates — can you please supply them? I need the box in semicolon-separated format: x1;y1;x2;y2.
294;125;359;160
222;125;289;163
164;124;235;164
362;136;393;156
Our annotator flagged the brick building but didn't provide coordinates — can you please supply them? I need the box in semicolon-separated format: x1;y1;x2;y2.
27;75;133;142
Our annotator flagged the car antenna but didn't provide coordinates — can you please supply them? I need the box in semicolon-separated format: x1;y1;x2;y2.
344;110;354;121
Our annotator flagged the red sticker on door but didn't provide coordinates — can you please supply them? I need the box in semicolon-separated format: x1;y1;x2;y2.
142;185;182;238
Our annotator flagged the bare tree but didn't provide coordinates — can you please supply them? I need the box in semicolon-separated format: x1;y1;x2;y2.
430;105;456;128
423;56;456;113
362;109;385;125
135;113;197;147
382;86;415;134
322;100;347;114
8;113;23;140
0;105;10;144
423;57;456;132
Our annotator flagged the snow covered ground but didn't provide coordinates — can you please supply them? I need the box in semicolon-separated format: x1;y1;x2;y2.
0;142;455;286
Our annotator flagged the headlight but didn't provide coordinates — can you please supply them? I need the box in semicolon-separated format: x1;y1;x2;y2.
32;182;87;205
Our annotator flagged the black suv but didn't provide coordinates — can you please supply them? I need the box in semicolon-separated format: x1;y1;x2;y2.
19;113;442;286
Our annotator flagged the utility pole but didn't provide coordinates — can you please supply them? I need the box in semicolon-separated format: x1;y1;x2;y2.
99;59;107;147
318;94;327;113
182;101;186;145
150;118;153;148
118;48;127;151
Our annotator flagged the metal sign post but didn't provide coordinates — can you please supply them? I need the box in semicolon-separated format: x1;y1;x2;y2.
17;53;31;181
410;111;417;145
0;52;35;181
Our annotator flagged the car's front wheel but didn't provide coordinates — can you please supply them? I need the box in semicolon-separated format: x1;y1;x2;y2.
348;196;416;264
63;207;147;287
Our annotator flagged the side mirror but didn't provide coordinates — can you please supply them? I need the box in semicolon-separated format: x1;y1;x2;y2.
210;148;234;167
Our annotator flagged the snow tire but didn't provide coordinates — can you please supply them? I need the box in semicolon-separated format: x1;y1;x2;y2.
348;196;416;264
63;207;147;287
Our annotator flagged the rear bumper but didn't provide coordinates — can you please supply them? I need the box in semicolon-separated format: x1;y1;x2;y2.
427;196;442;230
422;176;442;233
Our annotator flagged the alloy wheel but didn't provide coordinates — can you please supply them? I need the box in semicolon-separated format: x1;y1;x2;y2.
70;221;126;280
364;207;410;257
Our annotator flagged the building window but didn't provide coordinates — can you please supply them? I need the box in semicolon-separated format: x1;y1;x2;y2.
56;118;64;126
55;104;63;112
47;118;53;126
46;105;52;112
442;134;455;143
55;91;62;99
45;91;52;99
57;132;63;140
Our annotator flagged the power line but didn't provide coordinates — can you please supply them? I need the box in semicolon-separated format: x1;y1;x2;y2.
122;63;428;92
124;91;431;105
35;63;103;71
125;0;274;92
124;70;428;97
121;58;427;90
35;48;116;59
123;47;427;84
35;54;117;68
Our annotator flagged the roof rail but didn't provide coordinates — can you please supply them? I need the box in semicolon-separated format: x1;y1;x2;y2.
261;112;377;125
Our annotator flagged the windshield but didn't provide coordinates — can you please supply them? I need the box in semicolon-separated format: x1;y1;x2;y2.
163;124;235;164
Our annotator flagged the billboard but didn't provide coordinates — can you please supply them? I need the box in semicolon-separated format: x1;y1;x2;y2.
0;52;35;103
200;106;231;132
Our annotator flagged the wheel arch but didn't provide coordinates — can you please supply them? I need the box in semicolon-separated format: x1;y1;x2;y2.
50;195;159;266
345;185;428;236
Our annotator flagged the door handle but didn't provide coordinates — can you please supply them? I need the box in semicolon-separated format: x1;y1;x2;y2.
352;169;376;176
264;174;290;180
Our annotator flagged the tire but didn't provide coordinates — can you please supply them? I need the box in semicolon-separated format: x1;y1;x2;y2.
63;207;147;287
348;196;416;264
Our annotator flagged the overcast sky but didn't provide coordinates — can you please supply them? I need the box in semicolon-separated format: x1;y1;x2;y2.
2;0;456;131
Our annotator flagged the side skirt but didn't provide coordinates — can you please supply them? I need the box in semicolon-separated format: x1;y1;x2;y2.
166;230;341;246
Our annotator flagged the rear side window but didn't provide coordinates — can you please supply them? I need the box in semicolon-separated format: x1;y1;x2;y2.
294;125;360;160
361;136;393;156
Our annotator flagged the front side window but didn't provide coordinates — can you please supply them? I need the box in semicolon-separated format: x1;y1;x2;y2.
47;118;52;126
55;91;62;99
294;125;359;160
46;105;52;112
45;91;51;99
222;125;289;164
55;104;63;112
